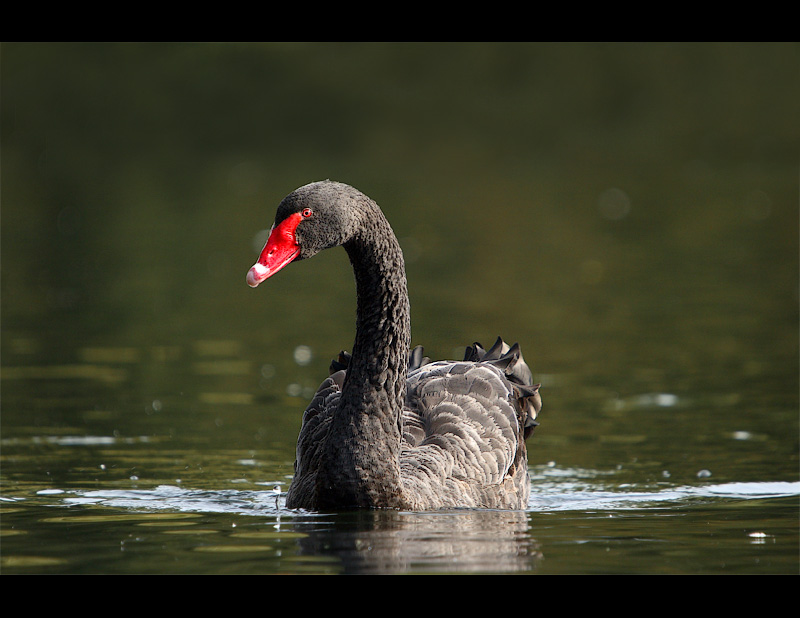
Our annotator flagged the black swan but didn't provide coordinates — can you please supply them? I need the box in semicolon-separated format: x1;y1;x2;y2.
246;180;542;510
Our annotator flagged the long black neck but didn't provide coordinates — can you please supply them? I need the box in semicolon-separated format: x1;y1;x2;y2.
344;211;410;411
316;202;411;509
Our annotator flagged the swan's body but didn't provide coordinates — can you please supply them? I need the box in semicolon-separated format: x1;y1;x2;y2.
247;181;542;511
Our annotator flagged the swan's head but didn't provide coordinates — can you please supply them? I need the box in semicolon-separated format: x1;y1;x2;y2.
246;180;364;288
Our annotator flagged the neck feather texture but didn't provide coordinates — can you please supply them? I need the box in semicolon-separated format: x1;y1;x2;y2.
344;213;410;407
315;203;411;509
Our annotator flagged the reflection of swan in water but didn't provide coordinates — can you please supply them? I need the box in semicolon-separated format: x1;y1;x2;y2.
290;509;542;574
57;485;541;572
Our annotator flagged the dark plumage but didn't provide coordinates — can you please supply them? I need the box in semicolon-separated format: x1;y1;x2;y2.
247;181;542;510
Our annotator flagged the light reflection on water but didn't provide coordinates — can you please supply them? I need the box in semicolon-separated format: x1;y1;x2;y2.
47;473;800;516
2;470;796;574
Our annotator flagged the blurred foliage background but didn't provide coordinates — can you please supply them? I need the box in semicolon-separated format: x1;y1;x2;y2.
2;42;798;407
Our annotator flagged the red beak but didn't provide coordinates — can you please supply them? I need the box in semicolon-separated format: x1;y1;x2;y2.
246;212;302;288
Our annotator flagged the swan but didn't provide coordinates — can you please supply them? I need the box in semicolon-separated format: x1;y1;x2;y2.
247;180;542;510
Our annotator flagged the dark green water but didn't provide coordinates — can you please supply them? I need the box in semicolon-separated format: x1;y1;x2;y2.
2;42;798;574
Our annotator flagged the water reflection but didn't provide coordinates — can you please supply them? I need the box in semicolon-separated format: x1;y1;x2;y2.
4;475;790;574
25;484;542;573
291;509;540;574
22;488;526;574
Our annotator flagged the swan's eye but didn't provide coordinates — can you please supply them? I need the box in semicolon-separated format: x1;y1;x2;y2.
301;208;313;218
